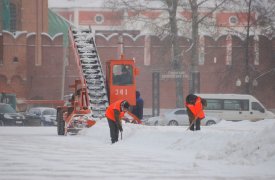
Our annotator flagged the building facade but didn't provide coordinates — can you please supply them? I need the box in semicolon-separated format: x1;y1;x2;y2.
1;0;275;112
93;32;275;109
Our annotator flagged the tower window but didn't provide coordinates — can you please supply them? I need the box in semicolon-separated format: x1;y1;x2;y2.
10;3;17;32
13;57;18;63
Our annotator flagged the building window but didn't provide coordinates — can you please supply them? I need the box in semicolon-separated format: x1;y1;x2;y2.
0;36;3;65
13;57;19;63
226;34;232;65
144;35;151;66
112;64;133;85
254;35;259;65
9;3;17;32
229;16;238;25
199;36;205;65
94;14;104;24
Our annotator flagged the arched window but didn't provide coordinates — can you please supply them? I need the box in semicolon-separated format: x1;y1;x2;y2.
9;3;17;32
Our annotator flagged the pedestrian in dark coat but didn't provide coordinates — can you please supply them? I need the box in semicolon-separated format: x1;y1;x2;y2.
132;91;144;120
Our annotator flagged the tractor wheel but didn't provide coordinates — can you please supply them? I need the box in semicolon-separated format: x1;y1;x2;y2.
57;108;65;135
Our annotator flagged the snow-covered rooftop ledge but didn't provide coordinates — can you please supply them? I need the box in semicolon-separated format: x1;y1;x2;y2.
2;31;28;39
41;32;64;40
48;0;105;8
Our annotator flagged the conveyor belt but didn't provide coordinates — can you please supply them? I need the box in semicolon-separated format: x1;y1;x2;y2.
70;28;108;118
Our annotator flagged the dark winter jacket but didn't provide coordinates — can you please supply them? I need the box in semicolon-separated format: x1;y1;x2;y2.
132;91;144;119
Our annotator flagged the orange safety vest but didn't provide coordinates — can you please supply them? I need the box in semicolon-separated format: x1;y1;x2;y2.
185;97;205;119
105;99;125;121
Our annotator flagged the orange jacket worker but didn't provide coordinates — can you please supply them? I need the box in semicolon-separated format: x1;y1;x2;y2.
185;94;205;131
105;100;130;143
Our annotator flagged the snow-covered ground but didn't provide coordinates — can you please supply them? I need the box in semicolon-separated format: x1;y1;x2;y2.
1;119;275;180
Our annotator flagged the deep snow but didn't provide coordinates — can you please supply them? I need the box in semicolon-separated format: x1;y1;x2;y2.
1;119;275;180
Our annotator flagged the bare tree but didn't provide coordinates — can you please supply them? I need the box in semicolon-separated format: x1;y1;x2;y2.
105;0;185;107
226;0;275;94
104;0;228;106
245;0;252;94
253;0;275;37
178;0;229;93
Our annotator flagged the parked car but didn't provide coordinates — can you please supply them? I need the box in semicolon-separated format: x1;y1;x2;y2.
22;112;42;126
143;116;159;126
26;107;57;126
144;108;221;126
196;94;275;121
0;103;25;126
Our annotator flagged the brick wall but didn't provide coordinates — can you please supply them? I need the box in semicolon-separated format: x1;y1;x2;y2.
93;32;275;109
1;32;274;109
0;32;64;101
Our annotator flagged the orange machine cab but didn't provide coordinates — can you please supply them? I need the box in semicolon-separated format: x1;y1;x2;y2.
106;56;139;106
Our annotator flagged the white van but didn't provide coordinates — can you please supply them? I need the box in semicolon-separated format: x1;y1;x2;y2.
195;94;275;121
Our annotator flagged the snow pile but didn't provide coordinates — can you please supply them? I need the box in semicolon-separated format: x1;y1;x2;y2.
1;119;275;179
218;120;275;164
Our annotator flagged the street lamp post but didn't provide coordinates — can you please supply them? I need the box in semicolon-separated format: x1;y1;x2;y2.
235;76;250;94
244;0;252;94
236;78;241;87
236;68;275;93
252;68;275;87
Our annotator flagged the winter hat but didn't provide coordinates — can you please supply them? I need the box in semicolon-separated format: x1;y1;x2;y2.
121;100;130;110
186;94;197;105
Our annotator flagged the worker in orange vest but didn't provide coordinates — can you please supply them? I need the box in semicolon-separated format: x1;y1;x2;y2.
185;94;206;131
105;100;130;143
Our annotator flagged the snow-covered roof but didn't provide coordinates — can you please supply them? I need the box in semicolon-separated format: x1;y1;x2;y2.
48;0;243;10
48;0;105;8
2;31;28;39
